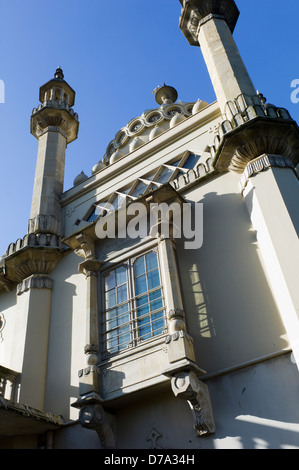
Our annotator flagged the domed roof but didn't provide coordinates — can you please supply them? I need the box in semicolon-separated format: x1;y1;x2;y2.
100;85;209;166
73;86;209;187
73;171;88;186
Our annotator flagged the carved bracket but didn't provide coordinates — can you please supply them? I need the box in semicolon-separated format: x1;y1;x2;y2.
72;394;115;449
171;370;215;436
75;233;96;260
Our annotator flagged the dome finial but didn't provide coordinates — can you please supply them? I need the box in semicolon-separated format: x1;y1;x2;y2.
153;84;178;105
54;66;64;80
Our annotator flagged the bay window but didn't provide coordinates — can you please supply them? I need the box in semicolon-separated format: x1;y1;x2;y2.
101;249;166;357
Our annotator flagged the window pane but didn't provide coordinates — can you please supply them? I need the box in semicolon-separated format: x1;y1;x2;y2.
150;296;163;312
146;251;158;271
149;290;161;302
105;271;116;291
148;269;160;290
135;274;147;295
137;303;150;318
106;331;118;353
106;289;116;309
118;325;131;350
138;316;151;340
106;308;117;331
131;181;148;197
155;167;174;184
117;304;130;325
136;294;149;307
183;154;200;169
116;266;127;286
134;256;145;277
117;284;127;303
152;319;165;336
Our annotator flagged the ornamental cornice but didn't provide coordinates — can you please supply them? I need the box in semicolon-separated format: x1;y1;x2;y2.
179;0;239;46
30;105;79;144
209;93;299;174
3;233;64;283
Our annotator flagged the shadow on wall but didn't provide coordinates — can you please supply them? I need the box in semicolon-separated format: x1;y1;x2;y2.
44;252;81;418
176;191;289;373
208;353;299;449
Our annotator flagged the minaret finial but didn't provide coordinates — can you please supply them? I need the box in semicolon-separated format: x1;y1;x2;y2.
54;66;64;80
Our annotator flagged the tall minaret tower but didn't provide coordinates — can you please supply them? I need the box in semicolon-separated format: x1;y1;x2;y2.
29;67;79;236
179;0;256;115
179;0;299;369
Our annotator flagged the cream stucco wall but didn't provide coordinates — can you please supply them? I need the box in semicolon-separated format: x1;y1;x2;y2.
178;171;288;374
43;251;87;420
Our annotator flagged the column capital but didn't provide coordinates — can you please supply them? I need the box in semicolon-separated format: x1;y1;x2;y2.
17;274;53;296
179;0;239;46
239;154;296;194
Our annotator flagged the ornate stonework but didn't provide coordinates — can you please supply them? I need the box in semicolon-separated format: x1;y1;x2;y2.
209;93;299;173
179;0;240;46
171;370;215;436
17;275;53;296
239;154;296;194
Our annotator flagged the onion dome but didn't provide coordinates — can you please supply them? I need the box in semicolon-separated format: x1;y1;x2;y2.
73;171;88;186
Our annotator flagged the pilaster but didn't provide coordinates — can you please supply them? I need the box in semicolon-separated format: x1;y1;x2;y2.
71;233;116;449
16;275;53;410
241;154;299;368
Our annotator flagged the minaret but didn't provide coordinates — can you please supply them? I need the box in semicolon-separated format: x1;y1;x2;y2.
29;67;79;236
179;0;299;370
179;0;256;115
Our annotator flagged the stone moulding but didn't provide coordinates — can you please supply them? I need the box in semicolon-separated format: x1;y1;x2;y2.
239;154;297;194
17;274;53;296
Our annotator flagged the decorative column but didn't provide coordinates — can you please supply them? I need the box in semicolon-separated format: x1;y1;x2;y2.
75;233;101;397
158;236;196;364
151;220;215;436
71;233;115;449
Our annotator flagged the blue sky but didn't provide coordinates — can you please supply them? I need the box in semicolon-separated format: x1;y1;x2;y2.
0;0;298;254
